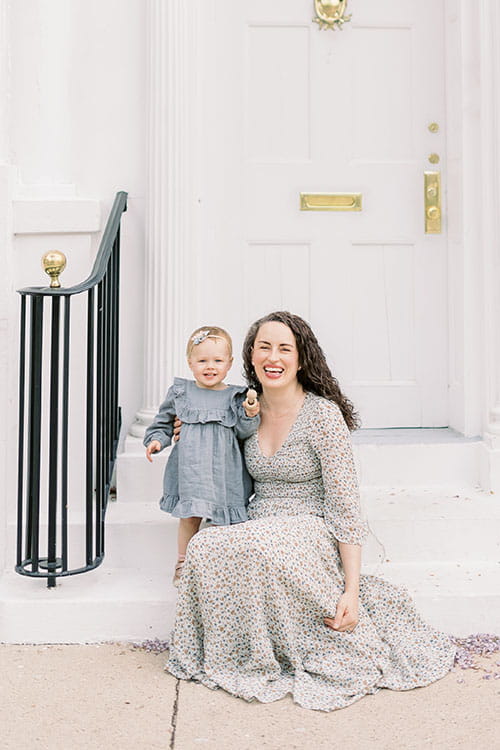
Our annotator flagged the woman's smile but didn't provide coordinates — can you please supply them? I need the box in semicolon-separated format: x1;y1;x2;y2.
263;366;284;379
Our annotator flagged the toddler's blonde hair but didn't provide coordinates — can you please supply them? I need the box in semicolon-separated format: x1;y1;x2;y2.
186;326;233;359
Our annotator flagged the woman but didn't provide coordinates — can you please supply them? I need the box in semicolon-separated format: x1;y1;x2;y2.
166;311;456;711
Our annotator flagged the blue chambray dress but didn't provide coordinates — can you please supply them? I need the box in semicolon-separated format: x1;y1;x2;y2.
143;378;259;524
167;393;456;711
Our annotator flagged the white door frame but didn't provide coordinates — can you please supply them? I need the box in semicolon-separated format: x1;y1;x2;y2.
444;0;500;449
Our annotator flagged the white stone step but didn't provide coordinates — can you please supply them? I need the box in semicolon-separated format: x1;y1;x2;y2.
8;487;497;571
352;429;481;487
1;560;498;643
362;487;500;564
117;430;482;503
0;565;176;644
5;501;176;574
3;485;498;643
362;561;500;636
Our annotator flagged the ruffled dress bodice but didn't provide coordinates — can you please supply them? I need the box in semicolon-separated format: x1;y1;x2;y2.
143;378;260;524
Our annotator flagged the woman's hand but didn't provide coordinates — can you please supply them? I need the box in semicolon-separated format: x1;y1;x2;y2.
145;440;161;462
324;591;359;633
173;418;182;442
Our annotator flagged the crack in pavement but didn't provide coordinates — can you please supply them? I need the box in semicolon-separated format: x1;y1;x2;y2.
170;678;180;749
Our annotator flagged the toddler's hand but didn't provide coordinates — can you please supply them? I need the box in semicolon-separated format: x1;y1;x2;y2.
145;440;161;462
243;389;260;418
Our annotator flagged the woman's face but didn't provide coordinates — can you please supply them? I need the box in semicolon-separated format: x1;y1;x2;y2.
251;321;300;390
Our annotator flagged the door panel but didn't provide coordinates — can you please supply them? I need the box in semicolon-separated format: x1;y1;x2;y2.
199;0;447;427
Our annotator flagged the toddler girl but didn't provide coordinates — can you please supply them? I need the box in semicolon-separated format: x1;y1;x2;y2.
144;326;260;585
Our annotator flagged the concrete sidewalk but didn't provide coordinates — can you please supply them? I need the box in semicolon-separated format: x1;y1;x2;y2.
1;643;499;750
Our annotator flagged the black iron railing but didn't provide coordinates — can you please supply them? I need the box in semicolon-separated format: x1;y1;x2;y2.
16;191;128;587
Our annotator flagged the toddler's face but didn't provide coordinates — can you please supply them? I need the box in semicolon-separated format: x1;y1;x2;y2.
188;337;233;389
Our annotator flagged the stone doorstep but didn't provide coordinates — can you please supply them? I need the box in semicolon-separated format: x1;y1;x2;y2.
5;487;499;570
116;439;482;503
0;561;499;643
3;487;498;642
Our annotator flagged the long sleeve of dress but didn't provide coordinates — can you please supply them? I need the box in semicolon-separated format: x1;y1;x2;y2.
233;395;261;440
143;386;177;451
310;399;368;545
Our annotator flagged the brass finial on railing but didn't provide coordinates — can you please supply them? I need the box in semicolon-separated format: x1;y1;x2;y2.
42;251;67;289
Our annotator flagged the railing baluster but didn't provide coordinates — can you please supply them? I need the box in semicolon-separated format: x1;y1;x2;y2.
95;280;103;559
61;295;71;572
16;296;27;568
47;297;61;587
16;191;127;582
86;288;95;566
112;232;120;452
115;230;122;440
104;269;110;493
27;296;44;573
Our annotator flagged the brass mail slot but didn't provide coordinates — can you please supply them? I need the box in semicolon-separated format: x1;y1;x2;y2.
300;193;362;211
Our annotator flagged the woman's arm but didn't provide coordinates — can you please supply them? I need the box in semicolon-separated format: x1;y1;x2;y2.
310;398;367;632
310;399;368;546
339;541;361;594
323;542;361;632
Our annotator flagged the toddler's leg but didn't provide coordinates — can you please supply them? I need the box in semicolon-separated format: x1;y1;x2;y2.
173;517;202;587
177;516;203;558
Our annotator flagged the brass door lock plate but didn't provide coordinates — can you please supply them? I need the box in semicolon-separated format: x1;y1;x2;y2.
424;172;441;233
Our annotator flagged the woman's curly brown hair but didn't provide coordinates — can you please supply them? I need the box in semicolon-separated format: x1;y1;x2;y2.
242;311;360;432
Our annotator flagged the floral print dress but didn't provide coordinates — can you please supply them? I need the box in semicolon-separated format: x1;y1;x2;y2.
166;392;456;711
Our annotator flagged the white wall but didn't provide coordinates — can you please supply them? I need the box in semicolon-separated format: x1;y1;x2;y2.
9;0;147;424
1;2;148;557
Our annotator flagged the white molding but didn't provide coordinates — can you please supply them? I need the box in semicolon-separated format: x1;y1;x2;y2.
0;0;10;163
128;0;201;438
480;0;500;443
445;1;487;438
13;199;101;234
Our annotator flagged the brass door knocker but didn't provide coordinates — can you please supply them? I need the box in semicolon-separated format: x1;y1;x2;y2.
313;0;351;31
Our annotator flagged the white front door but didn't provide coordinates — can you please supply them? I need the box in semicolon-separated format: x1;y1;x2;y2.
198;0;447;428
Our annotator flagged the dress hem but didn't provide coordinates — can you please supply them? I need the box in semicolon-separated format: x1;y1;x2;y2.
165;655;455;713
160;495;248;525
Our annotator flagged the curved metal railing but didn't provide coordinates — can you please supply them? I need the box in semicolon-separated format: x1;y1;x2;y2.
16;191;128;586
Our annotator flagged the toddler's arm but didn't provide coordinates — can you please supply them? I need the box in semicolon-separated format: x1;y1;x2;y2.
145;440;162;462
242;388;260;418
234;390;260;440
143;387;177;456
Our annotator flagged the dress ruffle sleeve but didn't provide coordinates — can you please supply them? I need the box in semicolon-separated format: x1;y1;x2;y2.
309;398;368;545
143;384;177;451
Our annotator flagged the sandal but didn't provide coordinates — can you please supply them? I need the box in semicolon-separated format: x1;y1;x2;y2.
172;556;186;587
